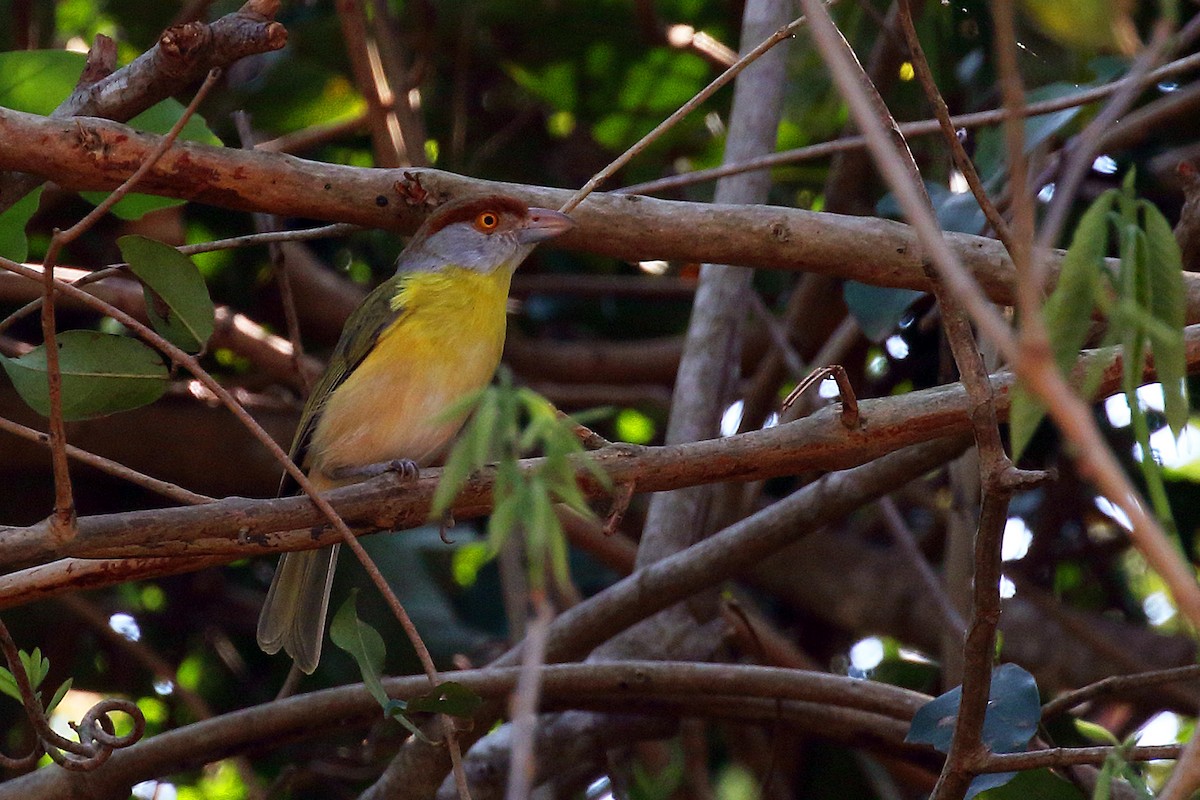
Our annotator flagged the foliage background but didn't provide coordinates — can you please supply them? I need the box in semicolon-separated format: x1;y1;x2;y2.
2;0;1200;798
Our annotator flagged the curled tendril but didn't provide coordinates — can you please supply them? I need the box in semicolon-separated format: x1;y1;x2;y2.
0;616;145;772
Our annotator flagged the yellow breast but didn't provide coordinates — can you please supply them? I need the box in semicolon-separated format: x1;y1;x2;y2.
307;267;512;485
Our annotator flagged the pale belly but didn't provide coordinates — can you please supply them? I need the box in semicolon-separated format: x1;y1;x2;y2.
305;324;504;485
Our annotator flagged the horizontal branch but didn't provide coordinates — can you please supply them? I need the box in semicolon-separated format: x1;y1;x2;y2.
4;322;1199;581
0;661;928;800
2;108;1198;319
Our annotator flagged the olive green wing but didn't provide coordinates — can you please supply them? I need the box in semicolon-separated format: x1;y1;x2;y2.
279;274;409;496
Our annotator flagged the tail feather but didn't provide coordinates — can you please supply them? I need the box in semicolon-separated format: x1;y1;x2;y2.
257;544;340;674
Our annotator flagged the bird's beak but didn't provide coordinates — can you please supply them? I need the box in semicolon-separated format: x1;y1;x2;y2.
518;208;575;244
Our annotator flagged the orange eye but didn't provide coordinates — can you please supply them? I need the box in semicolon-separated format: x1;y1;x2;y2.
475;211;499;231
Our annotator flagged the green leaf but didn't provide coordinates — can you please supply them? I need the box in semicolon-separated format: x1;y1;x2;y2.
1074;718;1121;745
118;235;214;352
1010;190;1115;460
1;330;169;420
406;681;483;717
46;677;72;713
0;50;84;114
1140;199;1189;435
971;767;1083;799
0;668;19;702
0;187;43;262
328;591;389;708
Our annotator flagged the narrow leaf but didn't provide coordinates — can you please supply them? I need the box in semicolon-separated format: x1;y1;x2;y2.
1010;190;1115;459
329;591;389;708
1140;199;1189;435
46;677;72;713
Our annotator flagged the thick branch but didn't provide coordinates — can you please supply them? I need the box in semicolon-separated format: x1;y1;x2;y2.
7;109;1200;319
0;0;288;212
5;324;1200;586
0;661;928;800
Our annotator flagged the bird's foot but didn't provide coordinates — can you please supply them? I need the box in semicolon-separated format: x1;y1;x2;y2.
325;458;420;483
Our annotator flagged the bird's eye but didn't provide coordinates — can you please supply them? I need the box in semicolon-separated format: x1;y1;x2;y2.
474;211;499;231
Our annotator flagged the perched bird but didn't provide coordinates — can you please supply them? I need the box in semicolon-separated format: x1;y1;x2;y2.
257;194;574;673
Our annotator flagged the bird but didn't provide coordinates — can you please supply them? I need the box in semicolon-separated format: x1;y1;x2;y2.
256;194;574;673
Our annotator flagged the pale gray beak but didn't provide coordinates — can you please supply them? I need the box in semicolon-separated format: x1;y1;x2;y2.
517;207;575;244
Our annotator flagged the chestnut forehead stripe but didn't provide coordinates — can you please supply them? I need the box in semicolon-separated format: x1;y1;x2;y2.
420;195;530;236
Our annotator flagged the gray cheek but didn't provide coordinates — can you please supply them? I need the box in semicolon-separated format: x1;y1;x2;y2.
437;229;518;271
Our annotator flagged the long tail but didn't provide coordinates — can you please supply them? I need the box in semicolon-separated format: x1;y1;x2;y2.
256;544;340;674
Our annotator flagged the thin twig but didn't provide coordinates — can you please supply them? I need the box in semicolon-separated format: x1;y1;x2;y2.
896;0;1014;255
1042;664;1200;720
0;414;211;505
505;593;555;800
559;9;820;213
619;52;1200;196
234;112;310;388
878;496;966;635
36;68;223;538
0;223;357;338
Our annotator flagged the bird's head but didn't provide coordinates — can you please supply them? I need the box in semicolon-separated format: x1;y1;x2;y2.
400;194;574;275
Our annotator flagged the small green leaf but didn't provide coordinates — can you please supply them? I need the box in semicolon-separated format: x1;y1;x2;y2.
46;677;72;713
1140;199;1189;435
329;591;389;708
907;664;1041;799
1074;718;1120;745
0;668;19;702
407;681;483;717
118;235;215;352
0;186;43;262
843;282;926;342
907;663;1040;754
1;330;169;420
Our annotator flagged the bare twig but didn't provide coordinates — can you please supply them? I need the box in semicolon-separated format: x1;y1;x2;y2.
619;52;1200;196
0;414;211;506
879;496;966;635
505;594;555;800
896;0;1013;254
34;68;223;537
559;7;815;213
1042;664;1200;719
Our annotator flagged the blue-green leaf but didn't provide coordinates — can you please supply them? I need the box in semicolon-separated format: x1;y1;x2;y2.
843;281;925;343
907;664;1041;798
